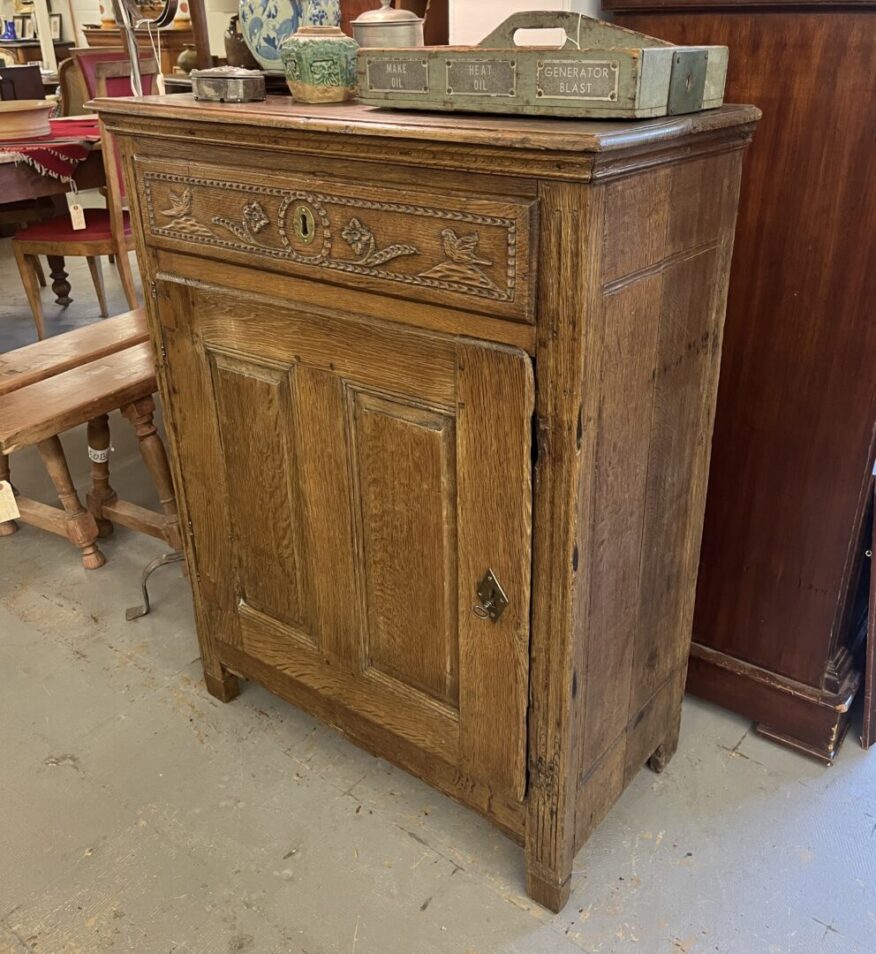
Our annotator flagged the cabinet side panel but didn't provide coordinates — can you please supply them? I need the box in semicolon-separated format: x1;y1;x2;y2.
577;273;663;772
573;150;743;851
629;248;724;706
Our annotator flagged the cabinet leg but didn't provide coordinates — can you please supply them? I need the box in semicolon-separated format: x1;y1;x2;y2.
526;773;575;912
204;666;240;703
86;414;116;538
37;436;105;569
648;705;682;774
0;452;19;536
526;864;571;914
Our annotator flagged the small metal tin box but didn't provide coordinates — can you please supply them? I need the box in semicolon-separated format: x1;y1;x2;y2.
191;66;266;103
352;0;423;49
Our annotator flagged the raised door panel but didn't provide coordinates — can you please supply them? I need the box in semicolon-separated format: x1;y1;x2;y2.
210;354;311;636
156;282;533;798
352;392;459;708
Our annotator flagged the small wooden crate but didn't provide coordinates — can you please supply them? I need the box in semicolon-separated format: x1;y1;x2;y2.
357;12;728;119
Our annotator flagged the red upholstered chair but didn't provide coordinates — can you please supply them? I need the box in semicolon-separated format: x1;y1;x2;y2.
72;49;159;101
11;54;158;340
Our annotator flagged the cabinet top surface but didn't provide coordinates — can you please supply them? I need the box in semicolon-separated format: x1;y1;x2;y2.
94;95;759;155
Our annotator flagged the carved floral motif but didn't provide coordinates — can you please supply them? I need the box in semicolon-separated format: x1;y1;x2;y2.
146;172;520;305
340;217;419;267
213;201;271;246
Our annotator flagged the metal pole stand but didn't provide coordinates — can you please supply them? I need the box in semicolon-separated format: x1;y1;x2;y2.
126;550;185;621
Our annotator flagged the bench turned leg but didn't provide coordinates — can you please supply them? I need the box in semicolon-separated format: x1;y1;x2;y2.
37;436;105;570
0;453;19;537
86;414;116;538
122;398;180;537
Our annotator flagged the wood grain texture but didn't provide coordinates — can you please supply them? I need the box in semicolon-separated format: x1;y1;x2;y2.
526;179;605;911
97;97;758;186
137;157;536;323
456;340;533;801
0;343;156;454
153;277;535;805
566;150;740;858
0;310;147;396
102;97;754;913
211;355;308;631
610;4;876;760
354;393;459;706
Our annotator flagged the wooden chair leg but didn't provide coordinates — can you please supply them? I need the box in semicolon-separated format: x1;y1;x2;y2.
37;435;105;570
85;414;116;537
121;396;181;549
115;249;139;310
86;257;109;318
12;244;45;340
34;257;47;288
0;452;19;537
46;254;72;307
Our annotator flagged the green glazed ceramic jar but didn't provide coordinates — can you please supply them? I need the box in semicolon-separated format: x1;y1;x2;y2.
280;0;358;103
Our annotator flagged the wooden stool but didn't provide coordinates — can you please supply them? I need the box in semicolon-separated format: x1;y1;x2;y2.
0;310;181;568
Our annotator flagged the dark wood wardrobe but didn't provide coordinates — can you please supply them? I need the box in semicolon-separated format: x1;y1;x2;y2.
604;0;876;761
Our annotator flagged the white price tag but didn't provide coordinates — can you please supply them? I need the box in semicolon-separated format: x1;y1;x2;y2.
66;190;86;231
0;480;19;522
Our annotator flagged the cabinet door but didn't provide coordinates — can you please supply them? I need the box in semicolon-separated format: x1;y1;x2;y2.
158;283;534;799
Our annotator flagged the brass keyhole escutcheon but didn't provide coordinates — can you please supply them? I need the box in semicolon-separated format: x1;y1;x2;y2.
293;204;317;245
473;568;509;623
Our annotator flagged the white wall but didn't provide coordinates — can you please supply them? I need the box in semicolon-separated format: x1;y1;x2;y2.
450;0;601;46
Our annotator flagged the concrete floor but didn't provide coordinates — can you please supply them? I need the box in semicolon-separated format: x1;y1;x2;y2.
1;244;875;954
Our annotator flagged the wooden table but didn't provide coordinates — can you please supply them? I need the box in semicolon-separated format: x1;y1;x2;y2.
0;40;74;66
0;140;104;307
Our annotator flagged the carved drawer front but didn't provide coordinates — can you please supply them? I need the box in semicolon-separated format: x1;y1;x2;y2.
136;158;537;323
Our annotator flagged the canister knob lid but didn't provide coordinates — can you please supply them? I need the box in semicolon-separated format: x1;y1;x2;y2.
353;0;421;25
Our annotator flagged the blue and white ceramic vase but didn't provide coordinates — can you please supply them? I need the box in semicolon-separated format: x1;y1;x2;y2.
280;0;358;103
1;19;17;40
239;0;303;71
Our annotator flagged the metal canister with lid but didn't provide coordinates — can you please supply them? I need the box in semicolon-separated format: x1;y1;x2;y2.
351;0;424;49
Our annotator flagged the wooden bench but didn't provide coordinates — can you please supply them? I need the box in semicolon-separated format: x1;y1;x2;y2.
0;310;181;568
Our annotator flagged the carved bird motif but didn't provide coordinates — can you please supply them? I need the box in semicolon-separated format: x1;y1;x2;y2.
160;188;193;220
441;228;493;267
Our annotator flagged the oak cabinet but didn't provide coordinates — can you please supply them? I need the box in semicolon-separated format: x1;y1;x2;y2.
97;97;757;912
